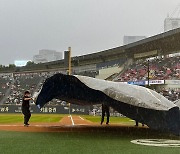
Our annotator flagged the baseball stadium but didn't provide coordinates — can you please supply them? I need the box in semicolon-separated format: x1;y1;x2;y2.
0;25;180;154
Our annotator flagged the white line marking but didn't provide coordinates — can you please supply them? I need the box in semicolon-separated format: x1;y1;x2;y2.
70;115;75;126
79;116;84;120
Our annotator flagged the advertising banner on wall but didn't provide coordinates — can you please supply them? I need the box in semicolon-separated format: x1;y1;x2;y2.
146;80;165;85
165;80;180;85
127;81;146;86
0;105;90;114
126;80;165;86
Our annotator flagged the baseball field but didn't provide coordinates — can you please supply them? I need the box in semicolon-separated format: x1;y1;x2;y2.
0;114;179;154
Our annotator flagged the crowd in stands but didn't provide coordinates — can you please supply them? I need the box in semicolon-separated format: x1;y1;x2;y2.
6;73;42;104
116;56;180;82
0;71;65;105
0;73;12;102
157;88;180;102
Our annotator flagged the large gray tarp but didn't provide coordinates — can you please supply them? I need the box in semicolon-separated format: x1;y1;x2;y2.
174;99;180;108
36;74;180;135
75;75;177;111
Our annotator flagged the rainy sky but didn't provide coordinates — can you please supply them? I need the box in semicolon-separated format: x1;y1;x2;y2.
0;0;180;65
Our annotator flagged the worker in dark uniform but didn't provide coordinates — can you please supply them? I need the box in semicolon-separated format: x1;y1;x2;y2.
101;104;110;125
135;108;144;127
22;91;33;127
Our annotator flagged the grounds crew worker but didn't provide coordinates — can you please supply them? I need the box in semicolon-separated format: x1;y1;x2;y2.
22;91;33;127
135;108;144;127
101;104;110;125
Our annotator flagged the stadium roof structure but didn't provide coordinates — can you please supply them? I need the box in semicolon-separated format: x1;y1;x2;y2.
46;27;180;67
73;27;180;61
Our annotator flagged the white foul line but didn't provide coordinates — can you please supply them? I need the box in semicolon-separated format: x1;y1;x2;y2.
70;115;75;126
79;116;84;120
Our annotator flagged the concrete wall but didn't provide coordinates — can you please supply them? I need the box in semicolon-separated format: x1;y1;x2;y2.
96;66;123;80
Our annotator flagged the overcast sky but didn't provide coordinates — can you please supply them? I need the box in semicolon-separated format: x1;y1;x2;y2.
0;0;180;65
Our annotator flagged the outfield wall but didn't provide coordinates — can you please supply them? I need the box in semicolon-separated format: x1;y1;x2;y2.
0;104;90;115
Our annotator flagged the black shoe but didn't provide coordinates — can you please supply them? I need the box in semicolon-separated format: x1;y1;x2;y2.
24;124;29;127
106;122;109;125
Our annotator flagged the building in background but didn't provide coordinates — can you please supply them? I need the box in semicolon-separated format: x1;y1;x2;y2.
33;49;63;64
123;36;146;45
164;17;180;32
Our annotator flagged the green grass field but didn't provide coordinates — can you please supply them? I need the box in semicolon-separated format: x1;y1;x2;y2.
0;131;179;154
0;114;179;154
0;113;64;123
0;114;134;125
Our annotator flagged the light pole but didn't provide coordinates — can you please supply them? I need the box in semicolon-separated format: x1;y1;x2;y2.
147;60;150;88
